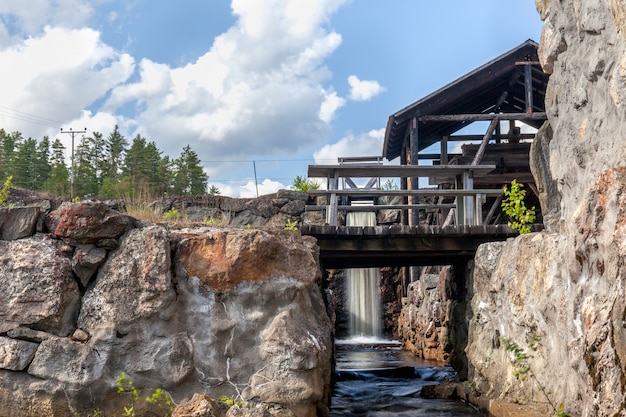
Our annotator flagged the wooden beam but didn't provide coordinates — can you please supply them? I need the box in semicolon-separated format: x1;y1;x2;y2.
471;116;499;165
418;112;547;122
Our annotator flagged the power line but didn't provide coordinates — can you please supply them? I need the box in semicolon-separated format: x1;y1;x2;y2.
0;105;64;128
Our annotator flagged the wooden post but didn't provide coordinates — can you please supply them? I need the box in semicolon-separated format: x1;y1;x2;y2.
327;170;339;226
441;136;448;164
409;117;419;226
524;61;534;113
462;170;474;225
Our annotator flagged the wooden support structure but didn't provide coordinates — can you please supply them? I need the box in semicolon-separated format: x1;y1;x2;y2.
418;112;546;122
307;164;498;227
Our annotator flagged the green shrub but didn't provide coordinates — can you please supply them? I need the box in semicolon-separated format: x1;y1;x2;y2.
293;175;320;192
501;179;535;234
162;208;179;221
284;219;298;231
0;176;12;206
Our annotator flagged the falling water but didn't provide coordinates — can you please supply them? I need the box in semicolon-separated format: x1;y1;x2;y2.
346;211;381;338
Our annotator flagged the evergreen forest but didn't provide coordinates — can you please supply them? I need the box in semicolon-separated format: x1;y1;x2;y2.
0;126;211;199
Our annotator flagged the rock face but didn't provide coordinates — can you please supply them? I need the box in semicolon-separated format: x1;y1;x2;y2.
397;266;469;374
466;2;626;415
0;202;333;417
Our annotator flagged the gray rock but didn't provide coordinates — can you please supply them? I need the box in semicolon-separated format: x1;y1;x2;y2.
71;244;107;287
0;206;40;240
28;338;105;385
0;337;39;371
0;235;80;336
78;226;175;331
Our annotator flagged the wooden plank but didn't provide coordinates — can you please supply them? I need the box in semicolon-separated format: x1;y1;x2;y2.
305;204;457;211
307;189;504;197
307;164;496;179
418;112;547;122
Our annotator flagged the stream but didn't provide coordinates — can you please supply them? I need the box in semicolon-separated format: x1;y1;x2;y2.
329;338;481;417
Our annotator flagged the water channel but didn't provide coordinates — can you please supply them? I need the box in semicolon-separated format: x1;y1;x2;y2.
334;212;480;415
329;338;480;416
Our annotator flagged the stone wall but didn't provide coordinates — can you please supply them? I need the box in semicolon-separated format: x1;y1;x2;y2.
0;202;333;417
465;1;626;415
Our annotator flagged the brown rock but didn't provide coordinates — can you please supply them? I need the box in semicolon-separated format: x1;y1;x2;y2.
175;229;319;292
172;393;225;417
45;201;134;244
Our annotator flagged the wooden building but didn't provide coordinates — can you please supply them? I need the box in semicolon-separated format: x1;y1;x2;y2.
382;39;549;225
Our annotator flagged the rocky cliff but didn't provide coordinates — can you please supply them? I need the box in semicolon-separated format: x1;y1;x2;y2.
0;202;332;417
466;1;626;415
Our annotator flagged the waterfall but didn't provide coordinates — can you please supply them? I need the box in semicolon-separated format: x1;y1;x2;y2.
346;211;381;338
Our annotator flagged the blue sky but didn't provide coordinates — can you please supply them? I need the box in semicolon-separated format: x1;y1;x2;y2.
0;0;543;197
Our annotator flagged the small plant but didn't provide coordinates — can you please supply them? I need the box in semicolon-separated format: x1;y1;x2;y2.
72;196;80;203
218;394;246;408
0;176;12;206
502;179;535;234
381;179;399;190
501;335;571;417
162;208;179;221
116;372;139;417
116;372;173;417
284;219;298;231
293;175;320;192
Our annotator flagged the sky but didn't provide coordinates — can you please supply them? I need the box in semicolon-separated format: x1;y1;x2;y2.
0;0;543;197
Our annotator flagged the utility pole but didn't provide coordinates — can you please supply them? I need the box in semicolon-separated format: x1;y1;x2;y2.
60;128;87;200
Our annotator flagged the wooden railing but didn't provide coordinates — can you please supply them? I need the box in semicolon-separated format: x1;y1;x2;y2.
306;164;502;227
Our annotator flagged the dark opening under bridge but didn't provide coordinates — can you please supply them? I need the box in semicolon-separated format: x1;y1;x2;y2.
300;223;526;269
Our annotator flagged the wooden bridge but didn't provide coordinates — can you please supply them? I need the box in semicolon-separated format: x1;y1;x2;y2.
300;223;525;269
300;162;541;269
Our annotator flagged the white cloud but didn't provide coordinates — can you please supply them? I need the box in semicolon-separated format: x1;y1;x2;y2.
0;26;134;135
318;89;346;123
238;178;287;198
347;75;385;101
313;128;385;163
0;0;94;43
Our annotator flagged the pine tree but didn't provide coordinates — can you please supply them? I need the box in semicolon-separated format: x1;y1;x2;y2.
100;126;128;197
35;136;52;189
14;137;37;189
173;145;208;195
43;138;70;197
0;130;22;180
74;135;98;197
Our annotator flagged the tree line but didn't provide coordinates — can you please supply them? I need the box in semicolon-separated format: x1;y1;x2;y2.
0;126;212;199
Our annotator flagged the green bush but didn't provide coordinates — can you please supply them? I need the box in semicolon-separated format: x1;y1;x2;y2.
501;179;535;234
293;175;320;192
0;176;12;206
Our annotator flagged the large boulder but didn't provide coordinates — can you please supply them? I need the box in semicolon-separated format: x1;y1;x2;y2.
173;228;332;417
0;234;80;336
45;201;134;244
78;225;175;331
0;206;40;240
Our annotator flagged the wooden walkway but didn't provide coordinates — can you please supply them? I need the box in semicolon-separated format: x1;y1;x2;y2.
300;223;535;269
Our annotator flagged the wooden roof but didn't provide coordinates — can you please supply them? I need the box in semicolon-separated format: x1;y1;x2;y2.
383;40;549;161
